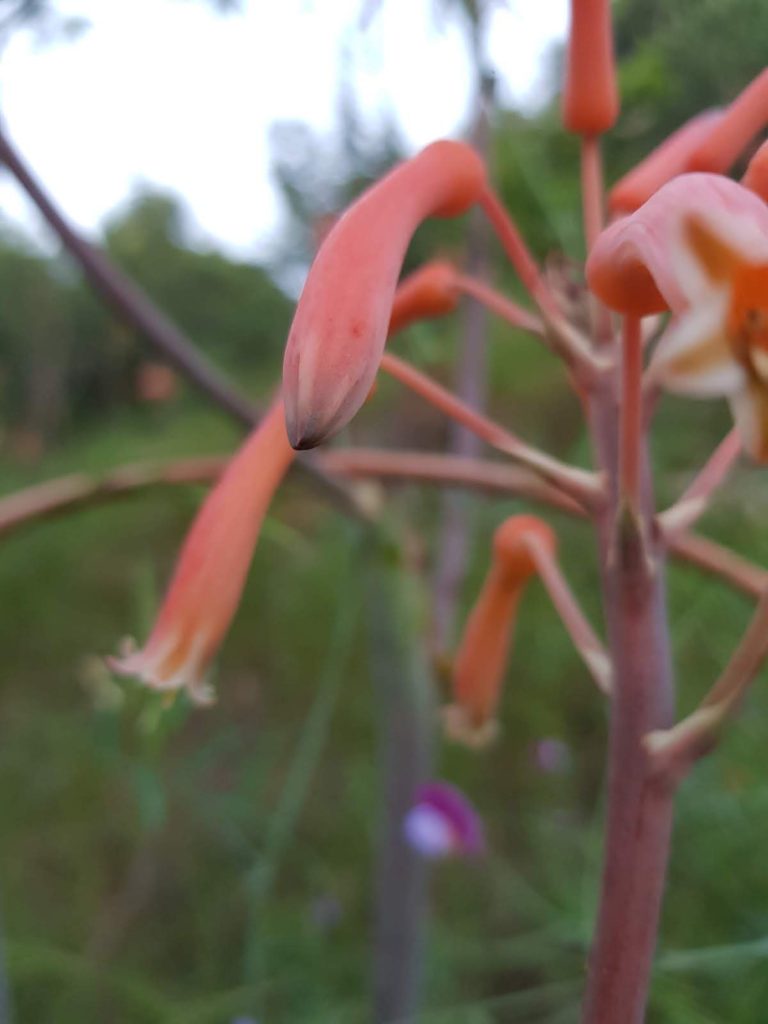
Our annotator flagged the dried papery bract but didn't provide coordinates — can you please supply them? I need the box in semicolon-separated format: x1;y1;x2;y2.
743;140;768;203
562;0;619;137
444;515;556;748
109;399;295;704
609;110;724;214
388;260;460;334
282;141;486;450
689;68;768;174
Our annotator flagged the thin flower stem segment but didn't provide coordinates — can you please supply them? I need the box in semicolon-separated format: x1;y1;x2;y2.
645;590;768;783
522;534;612;695
452;273;544;337
620;316;643;508
479;186;605;381
658;427;742;537
580;136;605;253
669;531;768;598
378;352;604;509
321;448;585;514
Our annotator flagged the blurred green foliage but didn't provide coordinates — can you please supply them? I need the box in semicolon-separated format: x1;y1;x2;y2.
0;0;768;1021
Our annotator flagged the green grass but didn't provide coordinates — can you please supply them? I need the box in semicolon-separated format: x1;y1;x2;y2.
1;381;768;1022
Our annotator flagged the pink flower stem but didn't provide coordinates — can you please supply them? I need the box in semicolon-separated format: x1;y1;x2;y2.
379;352;603;508
582;376;676;1024
620;316;643;509
323;448;586;514
580;136;605;252
669;531;768;599
479;186;604;380
523;534;612;695
579;136;615;344
453;273;545;336
658;427;742;537
645;590;768;783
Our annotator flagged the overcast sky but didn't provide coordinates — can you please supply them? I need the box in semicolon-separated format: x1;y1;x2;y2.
0;0;568;258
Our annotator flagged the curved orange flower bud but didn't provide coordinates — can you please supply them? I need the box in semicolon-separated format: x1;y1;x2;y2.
282;141;486;449
109;399;295;704
609;110;724;214
689;68;768;174
562;0;619;137
387;260;460;335
742;140;768;203
444;516;556;748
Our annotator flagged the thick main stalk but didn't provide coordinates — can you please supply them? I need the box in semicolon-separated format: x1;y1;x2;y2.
582;384;676;1023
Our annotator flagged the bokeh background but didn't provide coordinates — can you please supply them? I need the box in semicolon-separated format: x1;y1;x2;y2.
1;1;768;1021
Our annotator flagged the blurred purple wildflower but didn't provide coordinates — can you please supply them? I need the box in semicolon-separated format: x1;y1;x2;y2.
403;781;485;860
532;737;572;775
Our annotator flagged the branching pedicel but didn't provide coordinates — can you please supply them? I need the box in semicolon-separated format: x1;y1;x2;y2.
111;2;768;1021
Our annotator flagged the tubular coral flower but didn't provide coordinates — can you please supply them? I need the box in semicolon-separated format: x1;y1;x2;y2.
588;174;768;461
109;399;295;704
562;0;619;136
282;140;486;450
742;140;768;203
403;782;485;860
609;110;725;214
387;260;460;335
587;173;768;316
443;515;556;748
688;68;768;174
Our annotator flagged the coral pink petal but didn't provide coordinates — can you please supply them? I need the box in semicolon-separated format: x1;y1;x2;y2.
110;399;295;703
588;174;768;315
609;110;724;214
689;68;768;174
562;0;619;136
282;141;485;449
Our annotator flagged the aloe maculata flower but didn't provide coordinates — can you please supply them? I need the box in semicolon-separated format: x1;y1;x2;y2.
609;110;725;215
588;173;768;460
403;781;485;860
387;260;460;335
444;515;556;748
110;399;295;704
282;140;486;450
562;0;618;137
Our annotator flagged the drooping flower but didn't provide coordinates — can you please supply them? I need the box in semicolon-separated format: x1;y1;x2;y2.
282;140;486;450
387;260;460;335
609;66;768;214
688;68;768;175
443;515;556;748
562;0;619;137
109;399;295;704
609;110;724;215
403;782;485;860
587;173;768;460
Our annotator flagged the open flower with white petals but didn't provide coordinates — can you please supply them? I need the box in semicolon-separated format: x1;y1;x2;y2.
588;173;768;461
